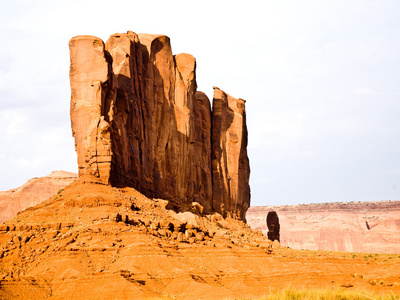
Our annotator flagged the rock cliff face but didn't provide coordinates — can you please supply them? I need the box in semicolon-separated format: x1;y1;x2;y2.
69;31;250;219
211;88;250;219
246;201;400;253
0;171;77;223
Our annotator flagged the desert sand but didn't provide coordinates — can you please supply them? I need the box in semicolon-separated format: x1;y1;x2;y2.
0;178;399;299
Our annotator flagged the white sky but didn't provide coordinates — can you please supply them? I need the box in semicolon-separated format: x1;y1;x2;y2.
1;0;399;206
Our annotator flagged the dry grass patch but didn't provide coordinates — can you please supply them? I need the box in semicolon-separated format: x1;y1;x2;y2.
257;288;399;300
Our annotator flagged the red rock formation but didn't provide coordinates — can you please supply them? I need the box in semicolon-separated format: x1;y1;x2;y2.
69;36;114;183
0;171;77;223
246;201;400;253
69;31;250;219
211;87;250;219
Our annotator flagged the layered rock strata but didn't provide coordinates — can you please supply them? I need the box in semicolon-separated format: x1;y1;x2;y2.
4;180;399;299
246;201;400;253
69;31;250;219
0;171;77;223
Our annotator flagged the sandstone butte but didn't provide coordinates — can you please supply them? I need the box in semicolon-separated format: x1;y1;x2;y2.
246;201;400;254
69;31;250;220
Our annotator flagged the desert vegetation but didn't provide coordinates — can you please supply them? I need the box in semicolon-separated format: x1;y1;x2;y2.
258;288;399;300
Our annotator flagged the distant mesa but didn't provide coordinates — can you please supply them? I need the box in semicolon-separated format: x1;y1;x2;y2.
0;171;78;223
69;31;250;220
246;201;400;254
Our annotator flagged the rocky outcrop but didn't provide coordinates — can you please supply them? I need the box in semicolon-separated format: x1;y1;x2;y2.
69;31;250;219
0;171;77;223
3;180;399;299
246;201;400;253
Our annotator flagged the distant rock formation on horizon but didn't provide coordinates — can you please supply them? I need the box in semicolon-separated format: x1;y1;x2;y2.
69;31;250;219
0;171;78;223
246;201;400;254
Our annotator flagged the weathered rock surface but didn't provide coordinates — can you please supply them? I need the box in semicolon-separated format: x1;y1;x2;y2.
1;180;399;299
211;87;250;220
0;171;77;223
246;201;400;253
69;36;113;183
69;31;250;219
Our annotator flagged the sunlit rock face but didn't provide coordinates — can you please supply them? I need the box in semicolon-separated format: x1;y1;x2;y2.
69;31;250;219
69;36;113;183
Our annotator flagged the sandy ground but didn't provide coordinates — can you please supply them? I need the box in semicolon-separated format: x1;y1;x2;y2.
0;179;399;299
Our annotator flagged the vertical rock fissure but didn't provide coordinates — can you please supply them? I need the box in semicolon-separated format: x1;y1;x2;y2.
94;119;101;178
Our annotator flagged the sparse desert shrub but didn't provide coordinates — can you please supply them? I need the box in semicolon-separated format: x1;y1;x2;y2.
256;288;399;300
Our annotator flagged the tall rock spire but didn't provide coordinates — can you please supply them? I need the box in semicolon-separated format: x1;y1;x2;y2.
211;87;250;220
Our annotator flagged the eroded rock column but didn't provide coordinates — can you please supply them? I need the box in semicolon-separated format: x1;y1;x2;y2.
69;36;115;183
211;87;250;220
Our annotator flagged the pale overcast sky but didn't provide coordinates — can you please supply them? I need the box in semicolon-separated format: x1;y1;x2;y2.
1;0;399;206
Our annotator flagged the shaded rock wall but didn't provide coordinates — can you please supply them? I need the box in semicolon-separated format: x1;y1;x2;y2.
211;88;250;219
69;31;250;219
